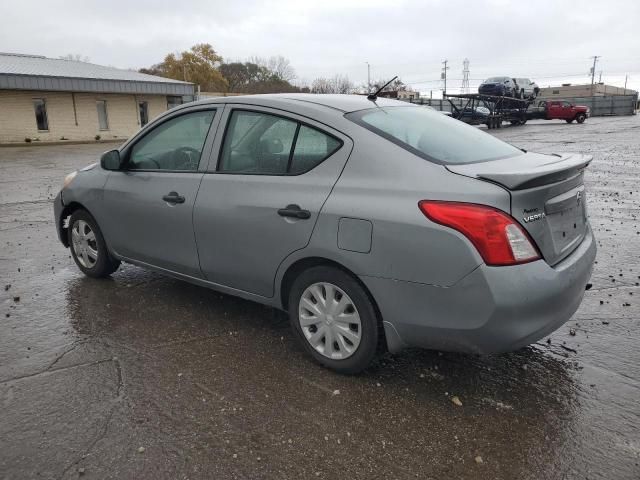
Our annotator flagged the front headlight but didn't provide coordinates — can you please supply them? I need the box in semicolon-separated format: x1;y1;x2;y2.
63;171;77;189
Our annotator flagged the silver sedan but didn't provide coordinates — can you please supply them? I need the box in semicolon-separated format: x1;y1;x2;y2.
54;94;596;373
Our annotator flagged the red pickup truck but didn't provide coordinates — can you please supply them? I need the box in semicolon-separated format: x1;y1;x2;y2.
528;100;590;123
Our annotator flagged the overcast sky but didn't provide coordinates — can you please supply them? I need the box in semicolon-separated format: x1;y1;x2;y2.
2;0;639;93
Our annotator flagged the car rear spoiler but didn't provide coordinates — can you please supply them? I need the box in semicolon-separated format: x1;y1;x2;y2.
446;153;593;190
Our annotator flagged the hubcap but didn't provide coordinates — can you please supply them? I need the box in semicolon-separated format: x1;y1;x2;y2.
298;282;362;360
71;220;98;268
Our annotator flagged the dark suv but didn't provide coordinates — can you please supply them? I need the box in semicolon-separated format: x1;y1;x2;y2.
478;77;517;97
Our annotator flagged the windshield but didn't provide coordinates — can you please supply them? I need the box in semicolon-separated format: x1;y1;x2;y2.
346;106;523;165
485;77;508;83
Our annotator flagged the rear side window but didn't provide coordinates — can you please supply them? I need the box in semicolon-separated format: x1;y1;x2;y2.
290;125;342;174
346;106;522;165
219;110;342;175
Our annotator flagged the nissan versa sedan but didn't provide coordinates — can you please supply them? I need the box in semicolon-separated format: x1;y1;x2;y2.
54;94;596;373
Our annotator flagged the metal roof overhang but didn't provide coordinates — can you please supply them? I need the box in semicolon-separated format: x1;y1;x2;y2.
0;73;195;96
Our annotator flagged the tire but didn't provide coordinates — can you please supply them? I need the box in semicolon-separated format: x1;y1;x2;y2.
68;209;120;278
566;119;574;123
576;113;586;124
288;266;380;374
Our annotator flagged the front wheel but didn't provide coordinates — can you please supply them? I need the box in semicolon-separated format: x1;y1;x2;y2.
288;266;380;374
68;209;120;278
576;113;586;124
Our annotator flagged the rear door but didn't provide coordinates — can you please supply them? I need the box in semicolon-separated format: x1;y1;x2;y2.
193;105;352;297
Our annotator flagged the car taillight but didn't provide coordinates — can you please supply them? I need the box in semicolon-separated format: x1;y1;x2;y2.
418;201;540;266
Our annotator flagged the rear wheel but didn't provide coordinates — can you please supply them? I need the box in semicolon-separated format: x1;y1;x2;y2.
68;210;120;278
576;113;586;124
288;266;379;374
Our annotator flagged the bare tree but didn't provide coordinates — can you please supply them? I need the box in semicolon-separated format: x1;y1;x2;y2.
267;55;296;82
59;53;90;62
310;75;354;94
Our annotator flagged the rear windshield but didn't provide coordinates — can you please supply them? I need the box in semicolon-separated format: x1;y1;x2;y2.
346;106;523;165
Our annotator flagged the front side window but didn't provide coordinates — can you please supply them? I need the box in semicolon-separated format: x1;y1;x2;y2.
33;99;48;131
347;106;522;165
219;110;341;175
128;110;215;171
96;101;109;130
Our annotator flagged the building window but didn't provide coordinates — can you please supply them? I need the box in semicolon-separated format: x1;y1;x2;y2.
139;101;149;127
96;100;109;130
33;99;49;131
552;90;560;95
167;96;183;110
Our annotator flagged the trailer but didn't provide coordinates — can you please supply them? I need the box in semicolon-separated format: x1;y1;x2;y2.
443;93;533;129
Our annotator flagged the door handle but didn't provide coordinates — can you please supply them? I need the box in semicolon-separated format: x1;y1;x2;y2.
278;204;311;219
162;191;185;204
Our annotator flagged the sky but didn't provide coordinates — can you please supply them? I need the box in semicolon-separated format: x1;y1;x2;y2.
1;0;639;95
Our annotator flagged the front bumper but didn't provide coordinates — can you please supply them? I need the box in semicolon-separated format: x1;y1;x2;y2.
479;86;505;96
53;191;67;246
362;225;596;354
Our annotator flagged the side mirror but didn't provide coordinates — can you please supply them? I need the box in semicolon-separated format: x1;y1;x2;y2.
100;150;121;170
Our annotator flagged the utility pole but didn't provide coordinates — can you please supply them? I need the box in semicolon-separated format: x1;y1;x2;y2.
365;62;371;92
598;71;602;83
461;58;470;94
624;75;628;91
590;55;600;95
441;59;449;96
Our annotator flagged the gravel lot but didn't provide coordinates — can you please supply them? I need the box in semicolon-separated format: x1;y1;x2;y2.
1;116;639;479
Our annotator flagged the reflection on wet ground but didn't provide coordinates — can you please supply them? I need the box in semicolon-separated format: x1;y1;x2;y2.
1;117;639;479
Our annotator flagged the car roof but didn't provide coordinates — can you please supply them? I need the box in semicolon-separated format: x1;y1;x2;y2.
188;93;412;114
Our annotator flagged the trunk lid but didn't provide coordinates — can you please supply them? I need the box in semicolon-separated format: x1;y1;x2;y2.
447;152;592;266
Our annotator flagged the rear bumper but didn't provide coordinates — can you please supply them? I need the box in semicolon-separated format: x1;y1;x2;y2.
362;225;596;354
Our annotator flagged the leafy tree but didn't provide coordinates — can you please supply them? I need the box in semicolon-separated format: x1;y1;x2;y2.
219;59;300;94
163;43;228;91
139;43;228;91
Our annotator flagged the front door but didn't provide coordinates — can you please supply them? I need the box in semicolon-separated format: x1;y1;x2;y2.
194;106;352;297
102;108;219;278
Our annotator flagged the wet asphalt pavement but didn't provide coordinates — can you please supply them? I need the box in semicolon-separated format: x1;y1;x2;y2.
1;116;639;480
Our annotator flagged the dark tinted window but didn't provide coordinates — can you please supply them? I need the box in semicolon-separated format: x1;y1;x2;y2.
167;96;183;110
96;100;109;130
33;99;48;131
290;125;342;174
128;110;215;171
220;111;342;175
347;106;522;165
139;101;149;127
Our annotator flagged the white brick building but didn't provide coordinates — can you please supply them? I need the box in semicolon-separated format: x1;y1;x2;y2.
0;53;195;144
